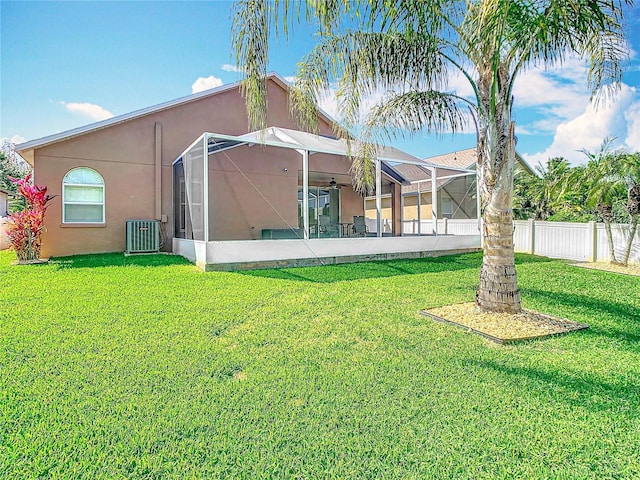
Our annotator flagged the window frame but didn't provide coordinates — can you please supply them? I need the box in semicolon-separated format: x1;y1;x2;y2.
441;197;454;217
62;167;105;224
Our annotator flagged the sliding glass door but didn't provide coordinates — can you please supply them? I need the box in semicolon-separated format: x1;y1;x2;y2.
298;186;340;238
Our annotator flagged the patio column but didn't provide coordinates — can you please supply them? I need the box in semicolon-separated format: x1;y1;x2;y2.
476;169;482;246
417;181;422;235
375;158;382;237
431;166;438;235
302;150;309;240
400;189;405;236
203;134;209;243
391;182;401;236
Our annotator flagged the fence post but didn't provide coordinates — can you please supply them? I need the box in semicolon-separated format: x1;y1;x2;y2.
443;217;448;235
588;221;597;262
528;219;535;255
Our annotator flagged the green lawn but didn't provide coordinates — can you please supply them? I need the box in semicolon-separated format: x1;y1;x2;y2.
1;250;639;479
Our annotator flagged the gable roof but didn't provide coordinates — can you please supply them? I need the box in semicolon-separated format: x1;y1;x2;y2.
424;148;478;170
423;147;535;175
16;73;334;163
395;147;535;194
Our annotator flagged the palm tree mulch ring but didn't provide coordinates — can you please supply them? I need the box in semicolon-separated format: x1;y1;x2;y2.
420;303;588;345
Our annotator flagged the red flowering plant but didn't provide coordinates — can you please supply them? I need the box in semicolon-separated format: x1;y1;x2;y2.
5;172;56;262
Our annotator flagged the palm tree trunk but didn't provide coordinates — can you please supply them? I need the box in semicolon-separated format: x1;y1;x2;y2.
476;120;521;313
621;215;639;267
603;217;619;265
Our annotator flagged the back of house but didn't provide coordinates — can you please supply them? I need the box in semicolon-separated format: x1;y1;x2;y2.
16;74;342;257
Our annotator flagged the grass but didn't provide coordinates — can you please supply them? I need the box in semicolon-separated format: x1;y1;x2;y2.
1;250;639;479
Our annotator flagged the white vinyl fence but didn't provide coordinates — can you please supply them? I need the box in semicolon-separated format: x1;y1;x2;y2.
514;220;640;264
400;218;480;235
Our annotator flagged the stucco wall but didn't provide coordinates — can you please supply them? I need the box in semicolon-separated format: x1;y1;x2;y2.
208;145;300;240
29;79;336;257
0;192;7;217
0;218;8;251
207;147;366;241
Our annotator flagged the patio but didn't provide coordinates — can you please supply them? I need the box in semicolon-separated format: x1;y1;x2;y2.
172;127;480;270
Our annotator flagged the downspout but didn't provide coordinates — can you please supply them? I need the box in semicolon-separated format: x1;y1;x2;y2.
155;122;162;220
376;159;382;237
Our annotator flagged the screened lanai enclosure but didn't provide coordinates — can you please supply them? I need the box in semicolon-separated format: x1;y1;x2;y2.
171;127;480;270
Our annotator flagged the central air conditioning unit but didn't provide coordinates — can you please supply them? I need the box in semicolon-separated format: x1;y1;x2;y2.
125;219;160;254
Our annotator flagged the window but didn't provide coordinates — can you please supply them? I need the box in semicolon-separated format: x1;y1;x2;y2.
62;167;105;223
441;197;454;218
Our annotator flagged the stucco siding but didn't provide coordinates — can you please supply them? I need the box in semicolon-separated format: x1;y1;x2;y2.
27;78;334;257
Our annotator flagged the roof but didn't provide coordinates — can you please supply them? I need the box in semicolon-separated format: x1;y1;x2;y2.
393;163;474;194
424;148;478;170
0;188;10;196
16;72;334;159
177;127;433;184
245;127;426;166
423;147;535;176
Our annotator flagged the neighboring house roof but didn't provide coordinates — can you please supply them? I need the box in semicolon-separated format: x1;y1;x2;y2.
16;72;335;164
424;148;479;170
397;146;535;195
424;147;535;175
0;188;9;196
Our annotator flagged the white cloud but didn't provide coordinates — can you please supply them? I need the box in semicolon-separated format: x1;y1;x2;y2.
624;102;640;150
1;134;26;145
514;125;533;135
61;102;114;121
523;84;639;166
447;69;476;99
514;57;593;133
221;64;244;73
191;75;224;93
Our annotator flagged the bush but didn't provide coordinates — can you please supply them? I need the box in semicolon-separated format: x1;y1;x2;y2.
4;173;55;262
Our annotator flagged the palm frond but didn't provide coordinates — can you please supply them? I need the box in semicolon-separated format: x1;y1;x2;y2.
364;90;469;138
231;0;272;131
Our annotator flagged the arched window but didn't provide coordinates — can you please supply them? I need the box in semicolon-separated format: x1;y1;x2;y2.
62;167;105;223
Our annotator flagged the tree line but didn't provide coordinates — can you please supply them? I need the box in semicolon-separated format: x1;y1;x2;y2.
514;144;640;265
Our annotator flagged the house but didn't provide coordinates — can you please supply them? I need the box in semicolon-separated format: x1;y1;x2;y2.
16;73;479;269
0;188;8;218
365;147;534;235
0;188;9;250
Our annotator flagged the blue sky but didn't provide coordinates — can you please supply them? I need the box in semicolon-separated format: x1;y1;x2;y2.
1;1;639;166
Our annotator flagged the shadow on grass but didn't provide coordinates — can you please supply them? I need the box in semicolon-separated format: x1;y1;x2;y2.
50;253;192;270
523;287;640;345
469;358;638;413
238;255;480;283
238;252;558;284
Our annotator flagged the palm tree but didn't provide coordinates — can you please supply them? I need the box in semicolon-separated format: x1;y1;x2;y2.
579;144;626;264
619;151;640;265
578;142;640;266
232;0;632;313
515;158;578;221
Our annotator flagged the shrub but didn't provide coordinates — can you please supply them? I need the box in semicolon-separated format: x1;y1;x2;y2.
4;172;55;262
